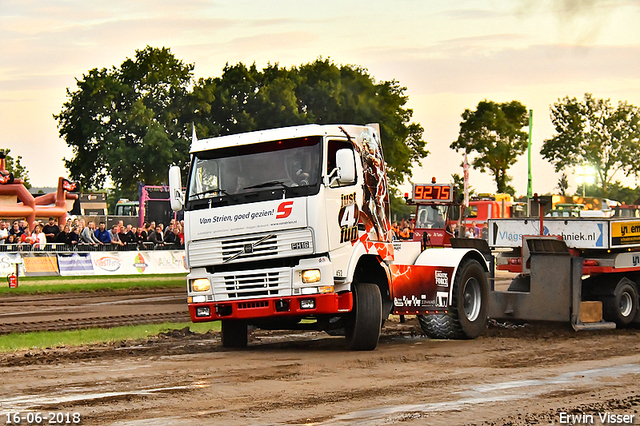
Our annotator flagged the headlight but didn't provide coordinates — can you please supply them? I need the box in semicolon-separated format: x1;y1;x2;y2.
301;269;321;283
191;278;211;292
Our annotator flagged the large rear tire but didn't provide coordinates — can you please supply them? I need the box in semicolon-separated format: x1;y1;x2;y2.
418;259;488;339
602;278;638;327
221;320;248;348
345;283;382;351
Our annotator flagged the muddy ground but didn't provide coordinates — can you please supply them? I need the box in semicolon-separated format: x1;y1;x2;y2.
1;316;640;426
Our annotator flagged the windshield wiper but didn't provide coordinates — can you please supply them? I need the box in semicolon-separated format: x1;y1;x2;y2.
189;188;228;199
243;181;290;190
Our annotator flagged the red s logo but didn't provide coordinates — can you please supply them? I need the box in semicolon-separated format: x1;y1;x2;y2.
277;201;294;219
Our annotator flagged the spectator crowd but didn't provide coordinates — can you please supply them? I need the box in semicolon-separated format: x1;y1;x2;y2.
0;217;185;252
389;219;489;241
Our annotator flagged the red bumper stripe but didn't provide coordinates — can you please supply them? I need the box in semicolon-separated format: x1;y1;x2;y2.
189;292;353;321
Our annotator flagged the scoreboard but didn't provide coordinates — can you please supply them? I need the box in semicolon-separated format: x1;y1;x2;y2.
411;183;454;203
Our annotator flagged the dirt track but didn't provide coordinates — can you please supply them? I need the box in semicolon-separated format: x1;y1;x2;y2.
2;314;640;425
0;288;189;334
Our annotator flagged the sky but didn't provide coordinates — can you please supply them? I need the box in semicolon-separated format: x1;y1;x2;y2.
1;0;640;197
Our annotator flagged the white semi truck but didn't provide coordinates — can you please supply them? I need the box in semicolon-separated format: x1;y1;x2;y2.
168;124;491;350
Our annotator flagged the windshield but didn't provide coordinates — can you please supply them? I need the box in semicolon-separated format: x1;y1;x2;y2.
186;136;322;208
415;204;448;229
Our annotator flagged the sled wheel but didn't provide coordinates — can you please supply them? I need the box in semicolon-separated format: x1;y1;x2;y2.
221;320;248;348
418;259;488;339
345;283;382;351
602;279;638;327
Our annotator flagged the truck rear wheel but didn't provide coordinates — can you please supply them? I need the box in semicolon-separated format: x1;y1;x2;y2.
345;283;382;351
418;259;488;339
221;320;248;348
602;279;638;327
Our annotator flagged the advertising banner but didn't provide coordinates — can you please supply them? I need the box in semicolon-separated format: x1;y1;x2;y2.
22;252;60;276
0;252;25;278
90;251;187;275
610;221;640;246
489;219;608;250
58;253;94;276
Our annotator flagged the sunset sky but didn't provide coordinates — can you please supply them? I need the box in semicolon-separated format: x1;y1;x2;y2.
2;0;640;196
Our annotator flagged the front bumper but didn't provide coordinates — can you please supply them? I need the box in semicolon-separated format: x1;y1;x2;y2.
188;292;353;321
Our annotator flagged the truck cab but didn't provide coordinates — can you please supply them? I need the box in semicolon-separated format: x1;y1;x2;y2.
169;124;396;349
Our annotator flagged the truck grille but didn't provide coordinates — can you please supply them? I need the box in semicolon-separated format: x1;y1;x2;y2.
211;268;289;299
188;229;313;267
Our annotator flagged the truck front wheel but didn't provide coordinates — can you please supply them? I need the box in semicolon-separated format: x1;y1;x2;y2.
602;279;638;327
345;283;383;351
221;320;248;348
418;259;488;339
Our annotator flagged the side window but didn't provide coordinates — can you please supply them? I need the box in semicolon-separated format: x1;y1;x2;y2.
327;140;356;186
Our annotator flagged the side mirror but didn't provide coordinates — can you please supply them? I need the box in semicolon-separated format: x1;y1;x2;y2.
336;149;356;183
168;166;184;211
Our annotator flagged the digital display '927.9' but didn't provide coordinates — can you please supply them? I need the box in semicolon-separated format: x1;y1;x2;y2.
412;184;453;202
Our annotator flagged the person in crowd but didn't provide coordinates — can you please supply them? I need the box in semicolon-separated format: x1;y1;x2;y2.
0;221;8;244
390;222;399;241
78;220;98;247
164;223;175;239
8;221;24;244
42;217;60;243
30;224;47;250
140;222;149;242
177;224;184;246
18;223;32;246
68;226;80;248
85;221;103;246
150;225;164;246
164;225;178;245
54;224;71;248
134;226;145;248
399;226;413;240
109;225;125;248
119;224;133;245
465;225;475;238
94;222;111;244
126;225;136;245
471;221;481;238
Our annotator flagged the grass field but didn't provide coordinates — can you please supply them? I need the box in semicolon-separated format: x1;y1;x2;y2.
0;321;221;353
0;273;187;295
0;274;195;351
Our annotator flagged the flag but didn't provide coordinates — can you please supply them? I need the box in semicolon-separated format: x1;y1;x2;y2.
463;153;469;207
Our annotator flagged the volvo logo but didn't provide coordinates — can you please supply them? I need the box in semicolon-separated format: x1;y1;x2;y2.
224;234;275;263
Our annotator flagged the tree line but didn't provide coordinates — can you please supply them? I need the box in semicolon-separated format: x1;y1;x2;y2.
49;46;640;204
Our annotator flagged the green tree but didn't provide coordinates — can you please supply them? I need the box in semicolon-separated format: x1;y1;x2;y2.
541;93;640;196
557;173;569;196
1;148;30;189
190;59;428;187
58;51;427;201
450;100;529;194
55;46;194;198
579;181;639;205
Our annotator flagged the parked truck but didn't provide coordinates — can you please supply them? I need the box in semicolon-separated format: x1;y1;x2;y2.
168;124;492;350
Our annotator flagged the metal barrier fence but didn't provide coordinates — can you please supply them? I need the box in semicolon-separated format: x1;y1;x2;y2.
0;242;184;253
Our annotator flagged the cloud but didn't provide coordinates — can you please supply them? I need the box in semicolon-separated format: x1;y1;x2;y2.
360;43;640;97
